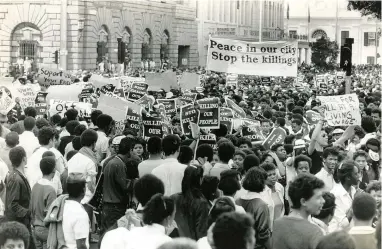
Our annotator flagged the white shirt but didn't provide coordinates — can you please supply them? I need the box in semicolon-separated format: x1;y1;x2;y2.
329;183;356;232
151;158;187;196
19;131;39;159
62;200;90;249
59;129;70;139
100;227;130;249
0;158;8;216
138;158;164;177
95;131;109;163
125;224;172;249
226;196;246;214
25;147;64;195
67;153;97;204
315;167;335;192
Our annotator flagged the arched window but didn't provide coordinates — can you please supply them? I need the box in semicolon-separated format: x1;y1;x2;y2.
141;28;152;61
160;30;170;61
97;25;109;63
311;29;328;40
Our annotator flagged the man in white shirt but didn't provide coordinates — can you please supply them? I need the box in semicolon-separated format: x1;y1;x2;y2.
138;136;164;176
152;135;186;196
94;114;113;163
315;147;338;192
23;57;31;73
63;172;89;249
18;117;39;159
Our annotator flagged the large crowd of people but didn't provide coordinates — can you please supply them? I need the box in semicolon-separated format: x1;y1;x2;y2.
0;62;381;249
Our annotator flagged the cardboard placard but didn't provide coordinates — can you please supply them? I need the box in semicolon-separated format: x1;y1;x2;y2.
97;94;129;121
305;110;321;125
126;82;148;101
125;101;142;133
157;99;177;117
220;107;234;134
206;37;298;77
113;88;125;99
316;94;361;126
37;68;73;87
35;92;48;119
197;97;220;129
225;97;246;118
226;73;238;88
261;77;271;86
135;95;154;112
90;74;119;89
46;83;83;102
49;99;92;118
142;115;164;139
242;118;264;142
13;85;37;110
179;93;197;106
180;104;198;138
315;74;327;89
336;71;345;83
0;86;15;113
99;84;116;95
120;76;146;92
179;72;200;89
196;134;217;150
145;71;178;92
262;127;287;150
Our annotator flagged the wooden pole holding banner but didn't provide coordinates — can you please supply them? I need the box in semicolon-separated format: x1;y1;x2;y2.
345;76;351;94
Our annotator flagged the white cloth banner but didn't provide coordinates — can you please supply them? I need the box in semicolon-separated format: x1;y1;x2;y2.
317;94;361;126
206;37;298;77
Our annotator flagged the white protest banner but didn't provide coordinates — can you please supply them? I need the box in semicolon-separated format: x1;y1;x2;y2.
225;97;246;118
157;99;177;117
97;94;129;121
142;115;163;140
145;71;178;92
179;72;200;89
197;97;220;129
126;82;148;101
262;127;287;150
220;108;234;134
0;86;15;113
35;92;48;119
37;68;72;87
179;93;197;106
13;85;37;110
49;99;92;118
316;93;361;126
226;73;238;88
120;76;145;92
46;83;83;102
206;37;298;77
90;74;119;90
180;104;198;138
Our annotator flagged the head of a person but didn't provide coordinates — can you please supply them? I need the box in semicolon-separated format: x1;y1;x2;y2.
66;150;78;161
291;119;302;133
181;166;203;196
309;127;328;147
37;126;56;147
313;192;336;224
195;144;214;163
361;116;377;134
316;231;355;249
334;160;360;186
271;143;287;161
9;146;27;169
162;134;181;157
96;114;114;135
73;124;87;136
80;129;98;149
134;174;165;206
90;110;102;126
260;163;278;188
5;132;19;148
178;146;194;165
131;137;146;157
242;167;267;193
65;109;78;121
126;156;140;179
118;137;133;156
288;174;325;215
371;108;381;121
208;197;236;227
243;154;260;173
40;156;56;180
217;142;235;164
260;119;272;134
352;192;376;223
50;114;62;127
0;221;30;249
237;137;252;150
366;181;382;206
322;147;340;173
293;155;312;175
353;150;368;172
65;120;80;136
212;124;228;138
142;193;175;228
66;172;86;200
23;117;36;132
233;150;246;169
147;136;162;156
24;106;37;118
219;169;241;197
212;212;255;249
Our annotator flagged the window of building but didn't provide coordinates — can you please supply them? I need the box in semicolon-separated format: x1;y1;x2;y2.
289;30;297;39
341;31;349;46
364;32;379;46
367;56;375;64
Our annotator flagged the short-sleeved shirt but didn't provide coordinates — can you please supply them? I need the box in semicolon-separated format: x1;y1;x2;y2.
62;200;90;249
95;131;109;163
308;149;323;175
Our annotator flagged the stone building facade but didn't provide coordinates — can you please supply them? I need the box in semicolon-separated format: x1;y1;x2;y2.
0;0;198;74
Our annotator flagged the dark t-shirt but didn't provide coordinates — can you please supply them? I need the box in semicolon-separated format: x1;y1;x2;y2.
308;149;323;175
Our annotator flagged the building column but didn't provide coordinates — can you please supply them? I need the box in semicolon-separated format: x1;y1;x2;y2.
298;48;302;64
304;48;308;64
60;0;68;70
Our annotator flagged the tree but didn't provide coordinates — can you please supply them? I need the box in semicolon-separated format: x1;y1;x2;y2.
347;1;381;20
311;37;339;70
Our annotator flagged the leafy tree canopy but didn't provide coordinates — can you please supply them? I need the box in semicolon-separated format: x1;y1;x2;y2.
347;1;381;20
311;37;339;70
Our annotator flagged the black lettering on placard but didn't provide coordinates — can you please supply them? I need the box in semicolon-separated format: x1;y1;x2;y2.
142;116;163;140
197;98;220;129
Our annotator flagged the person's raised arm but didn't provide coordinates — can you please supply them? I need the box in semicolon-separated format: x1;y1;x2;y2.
333;125;356;147
308;108;325;155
